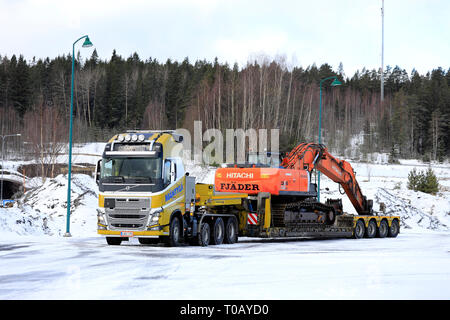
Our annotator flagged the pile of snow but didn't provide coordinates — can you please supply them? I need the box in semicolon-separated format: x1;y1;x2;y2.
0;174;98;238
375;188;448;231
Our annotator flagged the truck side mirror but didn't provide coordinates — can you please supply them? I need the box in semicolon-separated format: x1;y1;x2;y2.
164;160;171;185
170;161;176;183
95;159;102;185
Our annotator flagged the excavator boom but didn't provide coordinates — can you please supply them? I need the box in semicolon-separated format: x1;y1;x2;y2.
281;143;373;215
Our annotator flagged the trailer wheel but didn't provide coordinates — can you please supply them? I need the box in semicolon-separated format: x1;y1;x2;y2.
388;219;400;238
377;220;389;238
211;217;225;245
198;222;210;247
353;220;365;239
224;216;238;244
106;237;122;245
168;216;182;247
365;219;377;238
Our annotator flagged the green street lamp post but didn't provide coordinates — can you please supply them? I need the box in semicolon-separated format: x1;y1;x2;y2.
317;76;341;203
64;35;93;237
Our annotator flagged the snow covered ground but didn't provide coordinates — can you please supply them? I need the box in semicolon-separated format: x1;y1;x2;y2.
0;231;449;299
0;142;449;299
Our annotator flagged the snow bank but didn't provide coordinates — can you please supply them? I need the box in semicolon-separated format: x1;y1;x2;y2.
0;174;98;239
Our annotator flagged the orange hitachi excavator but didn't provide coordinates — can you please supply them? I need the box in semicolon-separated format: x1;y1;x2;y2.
281;143;373;215
215;143;373;226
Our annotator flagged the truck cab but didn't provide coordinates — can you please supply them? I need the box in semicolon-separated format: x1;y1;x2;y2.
96;131;188;245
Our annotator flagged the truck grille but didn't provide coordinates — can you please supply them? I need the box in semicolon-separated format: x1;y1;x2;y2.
105;198;151;231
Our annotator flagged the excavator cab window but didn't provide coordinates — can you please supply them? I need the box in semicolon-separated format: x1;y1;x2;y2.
247;152;281;168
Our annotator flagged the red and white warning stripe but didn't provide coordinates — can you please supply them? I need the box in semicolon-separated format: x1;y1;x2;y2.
247;213;258;225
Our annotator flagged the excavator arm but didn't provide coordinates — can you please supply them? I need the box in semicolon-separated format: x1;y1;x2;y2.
281;143;373;215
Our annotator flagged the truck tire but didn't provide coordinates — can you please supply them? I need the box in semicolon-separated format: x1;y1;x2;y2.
198;222;210;247
353;220;365;239
211;217;225;245
377;220;389;238
168;216;182;247
106;237;122;245
139;238;159;245
388;219;400;238
365;219;377;238
224;216;238;244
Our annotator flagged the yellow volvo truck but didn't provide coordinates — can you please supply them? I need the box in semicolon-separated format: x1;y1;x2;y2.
95;131;400;246
95;130;248;246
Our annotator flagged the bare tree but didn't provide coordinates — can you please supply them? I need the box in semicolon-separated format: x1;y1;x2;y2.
23;99;67;182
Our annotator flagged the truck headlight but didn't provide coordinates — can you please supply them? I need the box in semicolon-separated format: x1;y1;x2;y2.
97;208;107;226
147;208;162;227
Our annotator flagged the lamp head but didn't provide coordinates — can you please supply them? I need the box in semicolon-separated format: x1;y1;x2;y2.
82;36;93;48
331;78;342;87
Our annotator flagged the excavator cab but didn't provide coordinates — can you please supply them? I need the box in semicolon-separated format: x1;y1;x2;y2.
247;151;282;168
224;151;282;168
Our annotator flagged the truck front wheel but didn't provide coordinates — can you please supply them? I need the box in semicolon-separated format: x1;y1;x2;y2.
168;216;182;247
106;237;122;245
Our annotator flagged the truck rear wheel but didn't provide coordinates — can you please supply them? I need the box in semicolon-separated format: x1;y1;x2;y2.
211;217;225;245
388;219;400;238
365;219;377;238
106;237;122;245
198;222;210;247
224;216;238;244
353;220;365;239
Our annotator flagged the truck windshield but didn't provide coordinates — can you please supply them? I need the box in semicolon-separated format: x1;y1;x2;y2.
101;157;162;183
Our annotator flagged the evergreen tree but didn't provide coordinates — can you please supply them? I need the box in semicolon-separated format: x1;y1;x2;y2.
407;168;421;191
423;167;439;195
9;55;32;117
407;167;439;195
103;50;125;128
391;89;408;156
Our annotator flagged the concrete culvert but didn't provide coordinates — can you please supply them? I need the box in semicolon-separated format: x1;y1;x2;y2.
1;179;22;200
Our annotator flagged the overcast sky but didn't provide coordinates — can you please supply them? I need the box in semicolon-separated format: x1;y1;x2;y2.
0;0;448;77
